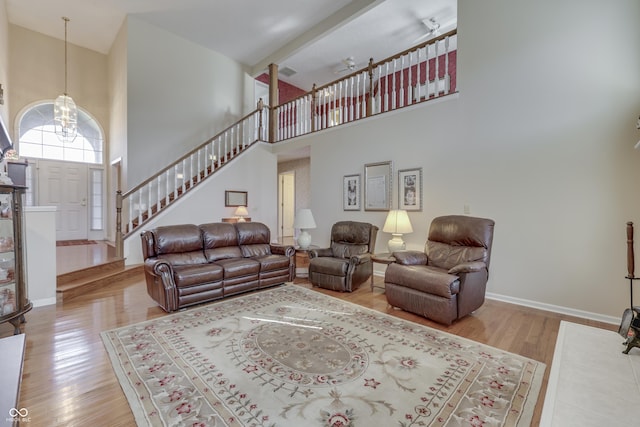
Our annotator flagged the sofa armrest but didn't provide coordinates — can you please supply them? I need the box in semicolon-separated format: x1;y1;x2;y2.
448;261;486;274
270;244;295;257
393;250;428;266
309;248;333;259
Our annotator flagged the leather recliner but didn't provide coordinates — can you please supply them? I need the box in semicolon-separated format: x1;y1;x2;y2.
384;215;495;325
308;221;378;292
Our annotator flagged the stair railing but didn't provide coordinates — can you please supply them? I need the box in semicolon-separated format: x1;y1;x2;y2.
115;101;267;255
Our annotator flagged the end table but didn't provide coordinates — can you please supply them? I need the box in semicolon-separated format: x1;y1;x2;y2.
371;252;395;291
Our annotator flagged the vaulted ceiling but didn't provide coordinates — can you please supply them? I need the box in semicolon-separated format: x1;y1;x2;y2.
5;0;456;90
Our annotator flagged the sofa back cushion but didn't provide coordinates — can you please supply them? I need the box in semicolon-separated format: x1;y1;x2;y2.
201;222;243;261
153;224;206;266
236;222;271;257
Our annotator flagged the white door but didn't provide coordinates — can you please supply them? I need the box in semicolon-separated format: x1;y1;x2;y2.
38;160;88;240
278;172;295;239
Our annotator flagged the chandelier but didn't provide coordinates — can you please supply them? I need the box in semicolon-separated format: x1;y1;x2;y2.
54;16;78;143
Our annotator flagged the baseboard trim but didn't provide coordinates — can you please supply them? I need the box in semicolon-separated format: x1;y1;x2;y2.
485;292;619;325
32;297;57;307
372;270;620;325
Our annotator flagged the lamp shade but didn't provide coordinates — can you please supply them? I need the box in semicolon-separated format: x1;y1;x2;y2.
293;209;316;229
234;206;248;216
383;210;413;234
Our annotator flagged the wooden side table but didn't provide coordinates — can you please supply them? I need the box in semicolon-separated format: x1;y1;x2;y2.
371;252;395;291
295;245;319;278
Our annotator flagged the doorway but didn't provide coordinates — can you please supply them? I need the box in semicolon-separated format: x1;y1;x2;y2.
37;159;89;240
278;171;295;241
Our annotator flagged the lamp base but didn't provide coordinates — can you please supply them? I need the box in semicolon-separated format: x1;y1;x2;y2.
387;234;405;253
236;217;246;222
298;230;312;249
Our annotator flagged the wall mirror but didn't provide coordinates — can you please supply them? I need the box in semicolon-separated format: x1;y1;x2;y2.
364;161;392;211
225;190;248;207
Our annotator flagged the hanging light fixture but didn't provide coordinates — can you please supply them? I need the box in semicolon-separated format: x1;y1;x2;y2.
54;16;78;143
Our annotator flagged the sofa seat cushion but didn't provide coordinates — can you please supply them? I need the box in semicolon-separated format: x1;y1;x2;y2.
254;254;291;271
310;257;348;277
173;264;223;288
215;258;260;278
385;263;459;299
159;250;207;266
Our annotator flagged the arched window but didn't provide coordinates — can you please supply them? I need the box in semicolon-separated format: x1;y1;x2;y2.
17;102;103;164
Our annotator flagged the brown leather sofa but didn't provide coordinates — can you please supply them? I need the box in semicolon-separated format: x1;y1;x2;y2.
308;221;378;292
141;222;294;312
384;215;495;325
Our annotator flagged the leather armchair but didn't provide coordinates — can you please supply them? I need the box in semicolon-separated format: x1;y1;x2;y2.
384;215;495;325
308;221;378;292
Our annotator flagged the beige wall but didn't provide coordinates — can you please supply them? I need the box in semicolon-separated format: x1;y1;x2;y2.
0;0;9;127
8;24;109;145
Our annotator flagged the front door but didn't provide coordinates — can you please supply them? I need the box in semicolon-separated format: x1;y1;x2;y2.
38;160;88;240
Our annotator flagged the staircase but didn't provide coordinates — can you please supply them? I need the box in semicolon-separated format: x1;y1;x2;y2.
56;255;143;302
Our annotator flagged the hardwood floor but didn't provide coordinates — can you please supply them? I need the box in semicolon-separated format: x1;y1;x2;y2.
2;250;616;426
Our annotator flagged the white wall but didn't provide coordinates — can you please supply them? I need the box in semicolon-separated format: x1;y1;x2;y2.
303;0;640;321
123;143;279;264
126;17;254;187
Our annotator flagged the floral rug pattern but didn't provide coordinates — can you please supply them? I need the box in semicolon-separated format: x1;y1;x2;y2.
101;285;544;426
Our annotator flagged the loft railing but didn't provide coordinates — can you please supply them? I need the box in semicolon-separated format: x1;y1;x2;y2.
115;102;267;252
273;29;457;142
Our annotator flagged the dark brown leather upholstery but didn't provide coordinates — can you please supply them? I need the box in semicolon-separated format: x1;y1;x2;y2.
141;222;294;312
308;221;378;292
384;215;495;325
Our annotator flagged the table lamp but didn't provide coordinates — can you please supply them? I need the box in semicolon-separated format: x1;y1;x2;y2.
234;206;248;222
294;209;316;249
383;209;413;252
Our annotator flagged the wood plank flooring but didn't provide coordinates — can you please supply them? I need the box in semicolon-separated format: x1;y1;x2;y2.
2;252;616;426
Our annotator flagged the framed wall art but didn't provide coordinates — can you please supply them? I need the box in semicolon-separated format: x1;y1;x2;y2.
398;167;422;211
364;161;392;211
343;174;361;211
225;190;248;207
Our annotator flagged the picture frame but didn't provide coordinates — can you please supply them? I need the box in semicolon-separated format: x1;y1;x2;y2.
343;174;361;211
398;167;423;211
364;161;392;211
225;190;248;207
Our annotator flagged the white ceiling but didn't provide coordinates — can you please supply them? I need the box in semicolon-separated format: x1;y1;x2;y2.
5;0;456;90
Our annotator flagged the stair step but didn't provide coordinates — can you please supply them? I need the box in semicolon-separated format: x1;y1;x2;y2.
57;259;125;286
56;263;143;302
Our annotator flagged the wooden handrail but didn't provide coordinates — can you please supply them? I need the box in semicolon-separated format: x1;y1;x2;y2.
123;103;266;199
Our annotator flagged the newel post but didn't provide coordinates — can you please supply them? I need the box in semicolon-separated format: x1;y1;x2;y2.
367;57;374;117
257;98;264;140
115;190;123;258
268;63;279;143
311;84;317;132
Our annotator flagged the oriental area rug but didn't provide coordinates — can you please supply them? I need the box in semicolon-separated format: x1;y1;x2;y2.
101;285;545;427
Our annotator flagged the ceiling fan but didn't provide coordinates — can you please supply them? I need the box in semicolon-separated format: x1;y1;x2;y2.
334;57;362;74
413;17;442;43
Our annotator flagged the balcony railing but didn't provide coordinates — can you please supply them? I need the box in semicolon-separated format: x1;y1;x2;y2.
273;29;457;142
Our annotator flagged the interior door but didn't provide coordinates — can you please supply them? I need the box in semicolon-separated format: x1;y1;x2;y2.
278;172;295;239
38;160;88;241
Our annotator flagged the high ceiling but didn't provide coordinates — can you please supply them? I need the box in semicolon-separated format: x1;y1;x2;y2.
5;0;456;90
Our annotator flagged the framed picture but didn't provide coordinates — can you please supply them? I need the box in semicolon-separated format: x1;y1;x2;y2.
398;167;423;211
343;174;361;210
364;161;392;211
225;190;248;207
